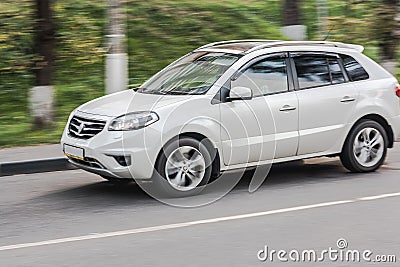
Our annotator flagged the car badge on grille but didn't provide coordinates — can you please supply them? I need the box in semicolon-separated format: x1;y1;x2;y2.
77;123;85;134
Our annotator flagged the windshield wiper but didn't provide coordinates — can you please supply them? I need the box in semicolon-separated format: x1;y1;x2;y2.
166;91;191;95
142;90;168;95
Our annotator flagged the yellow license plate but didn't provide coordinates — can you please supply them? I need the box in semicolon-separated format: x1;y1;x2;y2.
64;144;84;160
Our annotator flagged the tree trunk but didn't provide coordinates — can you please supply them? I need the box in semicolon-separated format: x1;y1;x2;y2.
106;0;128;94
30;0;56;128
281;0;306;40
372;0;399;74
34;0;55;86
107;0;126;54
282;0;302;26
378;0;398;61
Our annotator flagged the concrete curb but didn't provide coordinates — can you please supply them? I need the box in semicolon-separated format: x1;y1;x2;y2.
0;158;77;177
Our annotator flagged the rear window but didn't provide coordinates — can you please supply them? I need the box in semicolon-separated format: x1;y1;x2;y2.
341;55;369;81
292;55;346;89
293;56;331;89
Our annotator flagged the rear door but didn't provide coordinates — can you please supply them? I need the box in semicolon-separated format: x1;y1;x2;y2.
291;52;359;155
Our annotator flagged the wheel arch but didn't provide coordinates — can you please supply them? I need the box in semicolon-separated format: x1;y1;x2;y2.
348;114;394;149
155;132;221;179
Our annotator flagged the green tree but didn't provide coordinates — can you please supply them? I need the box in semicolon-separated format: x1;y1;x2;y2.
327;0;399;72
373;0;399;63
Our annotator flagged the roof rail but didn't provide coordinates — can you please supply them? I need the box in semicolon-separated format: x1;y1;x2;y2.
195;39;279;51
246;41;364;53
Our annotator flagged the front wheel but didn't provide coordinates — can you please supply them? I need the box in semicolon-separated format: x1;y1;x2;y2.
340;120;388;172
147;137;213;198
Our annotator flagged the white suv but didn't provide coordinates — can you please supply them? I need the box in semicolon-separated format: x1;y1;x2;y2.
61;40;400;195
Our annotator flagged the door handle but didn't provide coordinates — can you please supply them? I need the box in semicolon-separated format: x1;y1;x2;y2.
340;96;356;103
279;105;297;112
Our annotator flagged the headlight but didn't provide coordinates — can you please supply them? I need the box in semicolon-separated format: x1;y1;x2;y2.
108;111;159;131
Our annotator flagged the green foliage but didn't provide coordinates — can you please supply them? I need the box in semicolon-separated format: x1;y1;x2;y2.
0;0;33;116
0;0;399;147
0;0;107;147
0;0;285;147
371;3;399;60
326;0;400;61
127;0;285;86
54;1;106;84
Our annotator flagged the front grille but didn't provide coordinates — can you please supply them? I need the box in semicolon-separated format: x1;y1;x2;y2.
68;116;106;140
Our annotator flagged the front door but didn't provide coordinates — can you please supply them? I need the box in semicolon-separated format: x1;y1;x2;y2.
219;54;299;166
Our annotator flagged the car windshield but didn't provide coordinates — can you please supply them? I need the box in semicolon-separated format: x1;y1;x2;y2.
137;52;240;95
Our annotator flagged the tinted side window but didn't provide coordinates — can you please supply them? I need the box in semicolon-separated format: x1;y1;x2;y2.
341;55;369;81
328;58;345;84
293;56;331;89
232;57;288;97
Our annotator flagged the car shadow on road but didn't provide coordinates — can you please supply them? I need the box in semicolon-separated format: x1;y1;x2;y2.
33;158;359;209
237;158;351;189
36;179;158;207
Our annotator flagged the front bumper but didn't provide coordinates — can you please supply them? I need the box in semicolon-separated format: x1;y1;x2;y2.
67;158;127;179
61;111;161;180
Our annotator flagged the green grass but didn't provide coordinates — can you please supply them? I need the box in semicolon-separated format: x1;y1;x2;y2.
0;0;286;147
0;82;105;147
0;0;398;147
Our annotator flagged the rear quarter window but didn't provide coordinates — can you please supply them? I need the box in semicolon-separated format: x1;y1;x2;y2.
341;54;369;81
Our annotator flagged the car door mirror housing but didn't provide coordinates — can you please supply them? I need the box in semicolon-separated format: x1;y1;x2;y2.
227;86;253;101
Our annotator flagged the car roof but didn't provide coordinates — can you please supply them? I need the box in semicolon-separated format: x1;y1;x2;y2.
195;40;364;54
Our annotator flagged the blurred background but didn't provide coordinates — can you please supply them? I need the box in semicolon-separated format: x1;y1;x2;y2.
0;0;399;148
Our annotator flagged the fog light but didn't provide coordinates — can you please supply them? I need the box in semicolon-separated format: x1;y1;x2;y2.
110;155;132;167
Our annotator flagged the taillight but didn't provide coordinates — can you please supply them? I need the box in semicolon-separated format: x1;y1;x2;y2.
396;84;400;98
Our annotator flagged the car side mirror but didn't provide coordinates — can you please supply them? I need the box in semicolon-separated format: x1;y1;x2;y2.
227;86;253;101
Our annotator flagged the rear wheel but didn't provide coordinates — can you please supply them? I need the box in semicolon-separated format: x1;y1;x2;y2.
340;120;388;172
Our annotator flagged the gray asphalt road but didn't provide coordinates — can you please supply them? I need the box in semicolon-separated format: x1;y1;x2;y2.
1;146;400;266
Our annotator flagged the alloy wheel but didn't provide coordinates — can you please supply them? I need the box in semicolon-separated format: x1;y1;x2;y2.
165;146;206;191
353;127;384;168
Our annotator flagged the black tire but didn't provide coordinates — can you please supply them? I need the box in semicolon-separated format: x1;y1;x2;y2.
340;119;388;172
143;137;213;198
101;175;133;185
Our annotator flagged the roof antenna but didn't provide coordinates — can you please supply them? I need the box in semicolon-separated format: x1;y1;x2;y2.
322;25;334;41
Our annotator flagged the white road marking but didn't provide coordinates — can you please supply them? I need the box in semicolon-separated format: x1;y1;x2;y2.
0;191;399;252
357;192;400;201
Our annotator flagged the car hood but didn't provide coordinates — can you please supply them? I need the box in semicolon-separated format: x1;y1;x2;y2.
77;90;192;117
